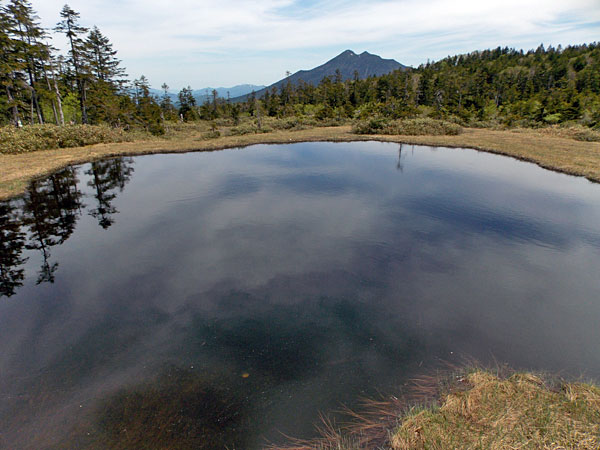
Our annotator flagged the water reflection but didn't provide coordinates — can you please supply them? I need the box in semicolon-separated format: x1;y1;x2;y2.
86;158;134;229
397;143;404;172
0;201;27;296
0;143;599;449
23;169;83;284
0;157;134;296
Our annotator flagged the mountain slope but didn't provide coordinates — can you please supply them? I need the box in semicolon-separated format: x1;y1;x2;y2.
289;50;405;84
233;50;406;101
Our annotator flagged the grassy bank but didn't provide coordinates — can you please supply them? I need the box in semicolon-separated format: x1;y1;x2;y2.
1;121;600;200
392;370;600;449
0;124;136;154
274;368;600;449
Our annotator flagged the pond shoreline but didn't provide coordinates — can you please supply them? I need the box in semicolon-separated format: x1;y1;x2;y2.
2;125;599;201
272;368;600;449
2;139;600;448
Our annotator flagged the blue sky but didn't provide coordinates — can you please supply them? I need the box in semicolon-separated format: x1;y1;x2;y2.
32;0;600;90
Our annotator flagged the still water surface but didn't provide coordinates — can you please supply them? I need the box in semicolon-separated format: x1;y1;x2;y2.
1;142;600;448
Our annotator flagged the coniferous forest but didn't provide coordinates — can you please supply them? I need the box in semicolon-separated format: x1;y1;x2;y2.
1;1;599;138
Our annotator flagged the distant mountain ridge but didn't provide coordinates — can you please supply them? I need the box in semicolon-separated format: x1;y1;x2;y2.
149;84;265;104
232;50;406;101
193;84;266;100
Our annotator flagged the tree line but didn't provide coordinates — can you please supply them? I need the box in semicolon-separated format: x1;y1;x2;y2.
234;44;599;128
160;43;600;129
1;0;598;131
0;1;163;133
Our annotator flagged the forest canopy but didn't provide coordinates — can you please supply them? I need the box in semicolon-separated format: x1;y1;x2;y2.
0;1;598;133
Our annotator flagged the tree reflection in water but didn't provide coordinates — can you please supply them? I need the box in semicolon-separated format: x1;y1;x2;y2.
23;167;83;284
0;201;28;296
87;158;134;229
0;157;135;297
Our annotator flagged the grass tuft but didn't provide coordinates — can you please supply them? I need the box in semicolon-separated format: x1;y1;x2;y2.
391;370;600;450
273;366;600;450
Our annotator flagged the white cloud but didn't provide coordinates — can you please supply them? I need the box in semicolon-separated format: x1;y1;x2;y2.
32;0;600;88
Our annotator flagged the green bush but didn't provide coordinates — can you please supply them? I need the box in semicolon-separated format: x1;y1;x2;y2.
543;113;562;124
228;117;322;134
202;130;221;140
572;128;600;142
270;117;305;130
351;117;390;134
315;117;347;127
314;104;334;120
389;118;463;135
228;120;272;135
352;117;462;136
0;124;133;154
229;122;258;135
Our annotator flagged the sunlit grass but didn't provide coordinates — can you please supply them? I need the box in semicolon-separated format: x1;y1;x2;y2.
1;121;599;201
391;370;600;449
271;367;600;450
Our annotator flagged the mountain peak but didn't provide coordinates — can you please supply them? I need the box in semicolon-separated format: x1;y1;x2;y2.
231;50;406;101
315;50;404;78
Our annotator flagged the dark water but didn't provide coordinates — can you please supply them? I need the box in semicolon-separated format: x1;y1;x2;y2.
1;142;600;448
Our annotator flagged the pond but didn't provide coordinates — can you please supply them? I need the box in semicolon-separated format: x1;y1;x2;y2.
1;141;599;448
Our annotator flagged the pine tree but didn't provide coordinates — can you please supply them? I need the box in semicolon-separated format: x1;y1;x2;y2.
0;9;25;126
4;0;51;124
84;26;126;87
134;75;164;134
82;27;127;124
178;86;197;120
159;82;176;120
55;4;89;124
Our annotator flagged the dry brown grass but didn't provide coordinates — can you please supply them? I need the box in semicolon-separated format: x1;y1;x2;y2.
1;125;599;200
270;367;600;450
391;371;600;450
521;124;600;142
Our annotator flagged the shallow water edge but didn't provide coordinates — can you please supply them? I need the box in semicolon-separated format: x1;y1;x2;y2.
2;126;599;202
